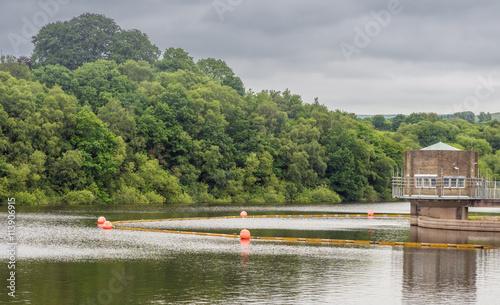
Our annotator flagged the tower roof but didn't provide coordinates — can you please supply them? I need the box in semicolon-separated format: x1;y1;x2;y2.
421;142;461;151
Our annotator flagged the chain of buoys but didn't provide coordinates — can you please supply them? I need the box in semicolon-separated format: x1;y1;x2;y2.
97;212;498;250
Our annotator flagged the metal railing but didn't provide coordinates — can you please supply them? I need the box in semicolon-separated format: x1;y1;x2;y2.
392;176;500;200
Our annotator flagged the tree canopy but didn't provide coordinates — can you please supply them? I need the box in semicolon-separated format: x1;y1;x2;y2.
31;13;160;70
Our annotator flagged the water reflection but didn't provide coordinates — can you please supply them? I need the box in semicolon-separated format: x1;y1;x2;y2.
402;247;477;304
2;204;500;304
240;239;250;267
410;226;500;247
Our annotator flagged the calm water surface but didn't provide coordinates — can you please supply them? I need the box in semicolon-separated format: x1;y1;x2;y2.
1;203;500;304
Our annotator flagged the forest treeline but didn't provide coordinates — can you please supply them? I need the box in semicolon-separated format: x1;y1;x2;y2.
1;13;499;205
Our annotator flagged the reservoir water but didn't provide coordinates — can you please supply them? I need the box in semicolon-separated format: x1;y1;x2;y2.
1;202;500;304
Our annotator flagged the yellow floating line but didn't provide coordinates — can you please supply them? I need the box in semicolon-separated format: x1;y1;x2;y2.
108;214;496;250
305;238;323;243
259;237;278;240
430;243;448;248
329;239;347;244
457;245;476;249
354;240;374;245
377;241;397;246
404;242;422;247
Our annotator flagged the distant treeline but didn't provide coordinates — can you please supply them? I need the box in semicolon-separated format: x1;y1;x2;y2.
0;13;499;205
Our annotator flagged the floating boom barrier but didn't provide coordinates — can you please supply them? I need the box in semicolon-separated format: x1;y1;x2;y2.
109;214;498;250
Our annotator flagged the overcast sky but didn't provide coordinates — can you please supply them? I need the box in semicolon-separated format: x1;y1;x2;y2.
1;0;500;115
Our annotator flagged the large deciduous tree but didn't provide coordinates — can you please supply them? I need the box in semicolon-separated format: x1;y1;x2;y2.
32;13;160;70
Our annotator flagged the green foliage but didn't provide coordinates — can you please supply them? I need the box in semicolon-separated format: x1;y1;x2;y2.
478;112;492;122
62;190;95;205
32;13;160;69
390;114;406;131
197;58;245;95
296;185;341;203
73;60;134;112
322;126;367;201
452;111;475;124
106;29;161;65
156;48;200;73
397;120;459;147
13;191;37;206
372;115;390;130
31;64;78;93
0;55;31;80
112;186;148;205
98;99;138;142
144;191;165;204
118;60;156;83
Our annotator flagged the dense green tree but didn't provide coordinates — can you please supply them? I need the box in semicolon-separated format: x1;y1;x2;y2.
456;135;492;156
0;55;31;79
51;150;86;193
372;115;390;130
106;29;161;64
483;121;500;151
98;99;138;142
397;120;459;147
73;60;134;112
322;126;366;201
32;13;159;70
117;60;156;83
197;58;245;95
31;64;79;94
390;114;406;131
452;111;476;124
71;106;118;201
478;112;492;122
156;48;200;73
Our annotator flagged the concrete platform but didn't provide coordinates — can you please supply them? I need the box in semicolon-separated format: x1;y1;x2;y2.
415;216;500;232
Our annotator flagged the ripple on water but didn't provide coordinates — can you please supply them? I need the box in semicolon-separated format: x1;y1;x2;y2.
0;212;403;262
119;216;409;232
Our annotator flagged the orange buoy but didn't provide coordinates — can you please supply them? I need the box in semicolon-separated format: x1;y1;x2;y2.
240;211;248;217
97;216;106;224
240;229;251;239
102;221;112;230
367;210;374;217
